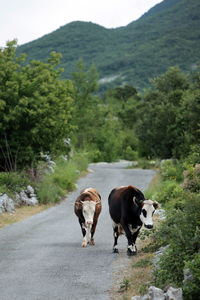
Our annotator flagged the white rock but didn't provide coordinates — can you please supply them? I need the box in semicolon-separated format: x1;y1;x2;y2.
0;194;15;213
15;188;38;207
165;286;183;300
26;185;35;194
0;197;5;213
148;286;165;300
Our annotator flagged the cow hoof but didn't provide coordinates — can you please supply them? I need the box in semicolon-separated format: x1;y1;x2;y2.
82;241;87;247
89;239;95;246
113;248;119;254
127;250;137;256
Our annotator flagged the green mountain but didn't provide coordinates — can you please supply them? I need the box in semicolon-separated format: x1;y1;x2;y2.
17;0;200;91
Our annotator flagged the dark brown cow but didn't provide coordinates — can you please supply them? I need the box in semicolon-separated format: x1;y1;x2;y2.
74;188;102;247
108;185;159;256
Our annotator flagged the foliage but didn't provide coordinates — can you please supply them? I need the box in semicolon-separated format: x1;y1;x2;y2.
182;164;200;193
71;60;100;149
16;0;200;91
160;159;184;182
153;193;200;290
71;62;140;163
183;253;200;300
0;41;74;170
152;181;185;209
132;257;152;268
135;158;157;169
135;67;189;158
135;66;200;159
149;158;200;299
183;145;200;168
0;171;30;196
123;146;138;161
118;278;130;292
37;152;88;204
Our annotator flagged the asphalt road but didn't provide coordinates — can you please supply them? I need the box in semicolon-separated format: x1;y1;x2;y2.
0;161;156;300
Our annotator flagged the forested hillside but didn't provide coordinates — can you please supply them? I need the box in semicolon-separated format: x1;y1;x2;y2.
17;0;200;90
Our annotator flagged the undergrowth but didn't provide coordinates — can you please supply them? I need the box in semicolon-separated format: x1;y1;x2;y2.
36;152;88;204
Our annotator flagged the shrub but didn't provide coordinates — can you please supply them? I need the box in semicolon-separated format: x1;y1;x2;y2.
160;159;183;182
153;193;200;293
152;180;185;208
124;146;138;161
154;246;185;288
183;253;200;300
37;152;88;204
182;164;200;193
183;145;200;167
0;172;30;196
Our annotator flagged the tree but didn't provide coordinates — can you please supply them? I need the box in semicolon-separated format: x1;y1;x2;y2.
135;67;189;158
71;59;100;148
177;83;200;157
0;41;74;170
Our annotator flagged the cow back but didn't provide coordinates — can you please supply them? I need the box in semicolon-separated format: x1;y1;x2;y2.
74;188;102;219
108;185;145;224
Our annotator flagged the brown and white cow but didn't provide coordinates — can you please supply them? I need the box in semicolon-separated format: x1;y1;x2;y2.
108;185;159;256
74;188;102;247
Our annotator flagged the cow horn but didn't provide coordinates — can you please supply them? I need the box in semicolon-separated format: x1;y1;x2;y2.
134;197;143;206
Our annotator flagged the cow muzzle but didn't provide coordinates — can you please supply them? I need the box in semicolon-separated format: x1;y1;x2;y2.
144;224;153;229
86;220;93;225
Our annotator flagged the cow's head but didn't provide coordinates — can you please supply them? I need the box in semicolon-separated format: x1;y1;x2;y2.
81;200;99;226
138;199;159;229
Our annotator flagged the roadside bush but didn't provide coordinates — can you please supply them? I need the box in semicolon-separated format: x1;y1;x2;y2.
136;158;157;169
183;253;200;300
0;172;30;196
182;164;200;193
183;145;200;167
152;180;185;208
153;193;200;296
160;159;183;182
37;153;88;204
154;245;185;288
124;146;138;161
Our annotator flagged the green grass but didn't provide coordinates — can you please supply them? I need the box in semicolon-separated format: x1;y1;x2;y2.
37;152;88;204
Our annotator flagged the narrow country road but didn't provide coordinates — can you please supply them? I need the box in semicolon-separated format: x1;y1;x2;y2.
0;161;156;300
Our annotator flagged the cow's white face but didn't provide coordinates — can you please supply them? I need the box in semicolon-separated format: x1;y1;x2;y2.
139;200;158;229
82;201;96;226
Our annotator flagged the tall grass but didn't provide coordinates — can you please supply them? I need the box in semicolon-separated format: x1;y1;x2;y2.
0;171;30;197
37;152;88;204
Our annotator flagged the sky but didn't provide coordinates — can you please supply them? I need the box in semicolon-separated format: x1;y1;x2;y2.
0;0;163;47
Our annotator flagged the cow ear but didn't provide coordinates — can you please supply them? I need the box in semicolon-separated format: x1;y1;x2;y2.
153;201;159;209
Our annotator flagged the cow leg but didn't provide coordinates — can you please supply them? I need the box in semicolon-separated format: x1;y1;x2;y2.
90;221;97;245
78;219;88;247
82;225;92;247
113;223;119;253
85;224;92;246
121;221;136;256
131;228;141;254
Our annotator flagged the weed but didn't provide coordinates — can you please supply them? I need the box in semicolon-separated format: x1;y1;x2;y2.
132;257;152;268
118;278;130;293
